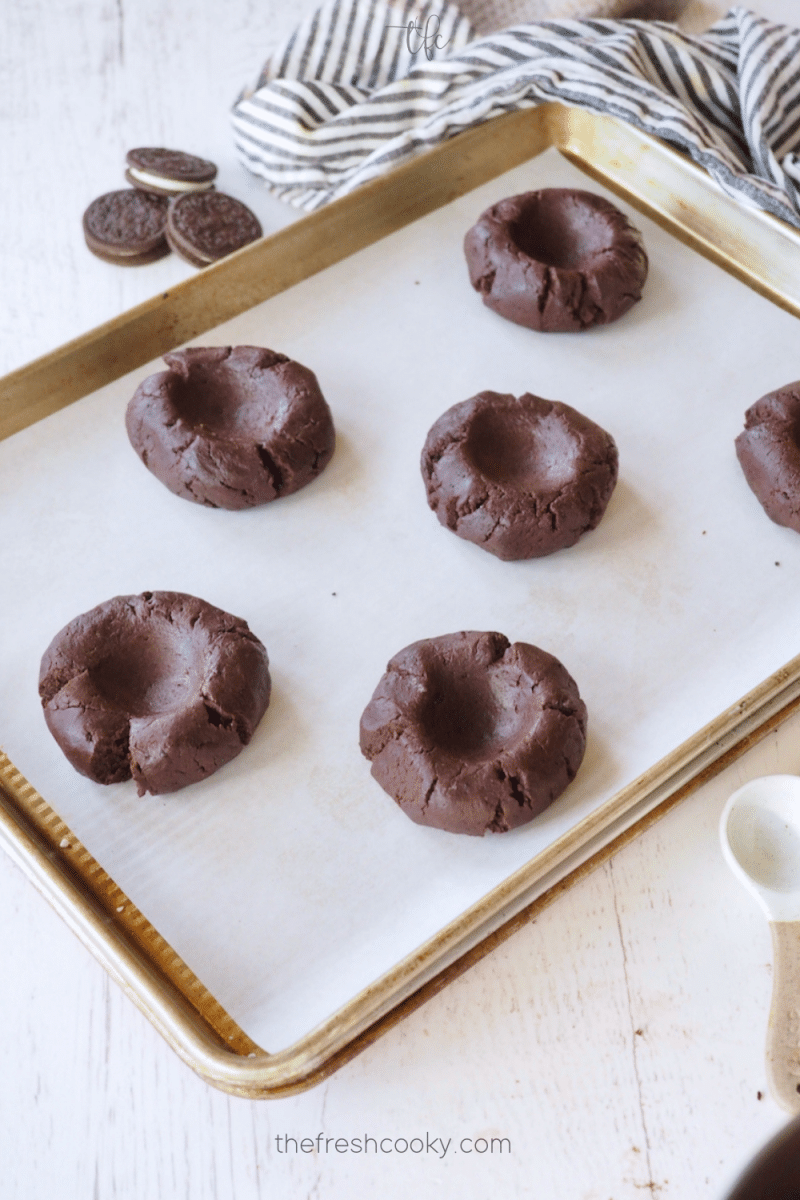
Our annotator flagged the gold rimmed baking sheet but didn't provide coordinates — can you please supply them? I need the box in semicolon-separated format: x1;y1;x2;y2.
3;104;800;1097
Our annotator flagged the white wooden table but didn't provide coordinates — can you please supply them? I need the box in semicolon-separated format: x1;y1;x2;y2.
2;2;799;1196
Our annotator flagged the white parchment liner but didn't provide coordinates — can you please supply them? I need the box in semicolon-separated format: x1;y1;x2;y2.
2;150;799;1050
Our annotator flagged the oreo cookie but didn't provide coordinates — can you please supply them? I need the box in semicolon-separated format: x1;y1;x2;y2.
125;147;217;197
166;191;263;267
82;189;169;266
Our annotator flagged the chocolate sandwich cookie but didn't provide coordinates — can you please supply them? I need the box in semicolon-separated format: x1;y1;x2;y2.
360;631;587;836
82;189;169;265
166;191;262;267
421;391;618;560
39;591;271;796
125;345;335;509
735;381;800;533
464;188;648;332
125;147;217;196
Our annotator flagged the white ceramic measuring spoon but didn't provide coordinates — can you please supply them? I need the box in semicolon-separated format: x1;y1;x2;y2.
721;775;800;1113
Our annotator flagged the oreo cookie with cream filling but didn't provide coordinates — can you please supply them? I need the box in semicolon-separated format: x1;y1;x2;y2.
82;189;169;266
166;191;262;267
125;147;217;197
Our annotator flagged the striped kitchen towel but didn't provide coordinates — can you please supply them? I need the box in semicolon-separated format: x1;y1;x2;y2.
230;2;800;228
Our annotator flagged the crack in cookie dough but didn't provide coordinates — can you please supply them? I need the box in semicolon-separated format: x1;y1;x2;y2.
464;188;647;333
359;631;587;836
39;592;271;795
125;346;335;509
421;391;618;560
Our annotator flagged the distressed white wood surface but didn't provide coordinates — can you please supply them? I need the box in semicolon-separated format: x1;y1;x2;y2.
3;1;800;1197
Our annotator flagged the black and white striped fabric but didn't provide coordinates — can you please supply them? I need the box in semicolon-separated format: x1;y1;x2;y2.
231;2;800;228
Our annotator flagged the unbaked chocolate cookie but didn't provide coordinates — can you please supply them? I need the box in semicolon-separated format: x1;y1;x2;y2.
39;591;271;796
125;147;217;196
125;345;335;509
359;631;587;836
421;391;618;560
166;191;262;266
82;189;169;266
464;188;648;332
735;381;800;532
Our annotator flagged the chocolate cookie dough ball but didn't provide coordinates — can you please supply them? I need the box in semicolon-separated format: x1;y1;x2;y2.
39;592;271;796
360;631;587;836
126;345;335;509
464;188;648;332
735;382;800;533
421;391;618;560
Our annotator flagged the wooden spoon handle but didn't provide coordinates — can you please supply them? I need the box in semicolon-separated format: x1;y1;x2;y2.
767;922;800;1113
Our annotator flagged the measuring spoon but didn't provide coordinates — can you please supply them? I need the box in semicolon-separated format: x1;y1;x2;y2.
720;775;800;1113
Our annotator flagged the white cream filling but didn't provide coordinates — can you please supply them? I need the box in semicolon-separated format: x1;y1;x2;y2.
128;166;214;192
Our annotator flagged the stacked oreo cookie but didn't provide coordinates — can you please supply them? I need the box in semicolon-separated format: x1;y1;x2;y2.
125;147;217;197
82;147;262;268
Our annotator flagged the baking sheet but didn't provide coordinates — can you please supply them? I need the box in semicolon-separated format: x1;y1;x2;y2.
2;147;800;1052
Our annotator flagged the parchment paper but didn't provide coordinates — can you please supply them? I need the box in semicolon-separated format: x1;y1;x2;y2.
2;149;799;1050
